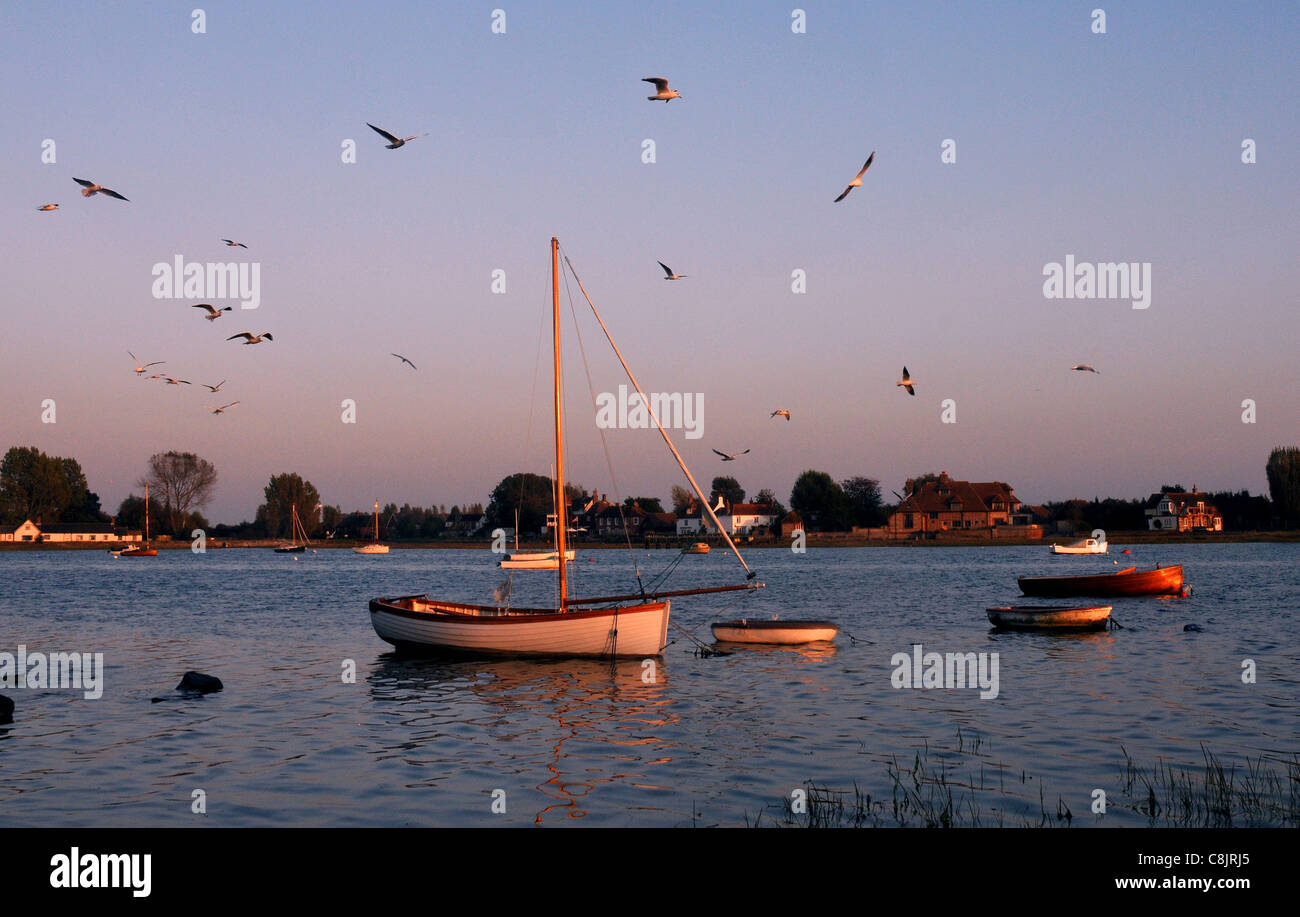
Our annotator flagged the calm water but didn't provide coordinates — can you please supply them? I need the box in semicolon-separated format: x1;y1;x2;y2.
1;543;1295;827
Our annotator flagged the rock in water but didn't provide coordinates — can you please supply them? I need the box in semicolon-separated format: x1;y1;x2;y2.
1183;624;1203;632
0;694;13;724
177;671;224;694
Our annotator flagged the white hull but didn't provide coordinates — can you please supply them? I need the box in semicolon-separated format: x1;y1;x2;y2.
711;620;838;644
353;543;390;554
1050;539;1108;555
370;595;669;657
500;549;576;570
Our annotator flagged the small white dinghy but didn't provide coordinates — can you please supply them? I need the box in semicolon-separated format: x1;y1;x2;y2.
711;619;838;644
986;605;1112;630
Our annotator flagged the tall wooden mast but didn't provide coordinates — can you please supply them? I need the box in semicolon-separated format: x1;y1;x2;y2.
552;237;568;607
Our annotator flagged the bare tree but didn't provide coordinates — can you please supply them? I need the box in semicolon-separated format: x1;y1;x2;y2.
139;451;218;534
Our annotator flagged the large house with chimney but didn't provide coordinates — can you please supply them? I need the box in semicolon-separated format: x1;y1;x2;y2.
886;473;1022;536
1145;490;1223;532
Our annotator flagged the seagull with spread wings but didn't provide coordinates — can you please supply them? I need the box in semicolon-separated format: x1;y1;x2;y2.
129;352;165;374
391;353;417;370
770;410;791;421
834;152;875;203
896;366;916;396
657;261;687;280
713;448;750;462
193;303;233;321
1070;364;1100;374
210;402;240;415
37;204;59;211
227;331;273;345
643;77;682;102
73;177;129;201
221;239;248;248
366;122;428;149
200;381;227;393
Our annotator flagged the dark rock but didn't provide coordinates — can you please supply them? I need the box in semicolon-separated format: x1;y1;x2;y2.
177;671;223;694
1183;624;1203;632
0;694;13;724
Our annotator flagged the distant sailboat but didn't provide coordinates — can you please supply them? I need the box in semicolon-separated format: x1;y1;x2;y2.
354;502;390;554
370;238;762;657
275;505;310;553
500;492;574;570
116;484;158;557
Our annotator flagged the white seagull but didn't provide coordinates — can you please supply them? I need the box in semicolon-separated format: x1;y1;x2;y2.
366;122;428;149
193;303;233;321
896;366;916;396
73;177;129;201
1070;364;1100;374
129;352;165;374
211;402;240;414
37;204;59;212
391;353;417;370
657;261;687;280
643;77;682;102
712;448;750;462
200;380;227;393
770;410;791;421
221;239;248;248
227;331;273;345
833;152;875;203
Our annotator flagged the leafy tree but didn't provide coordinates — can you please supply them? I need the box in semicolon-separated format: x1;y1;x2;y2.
257;473;321;538
753;487;786;519
790;470;851;531
139;451;217;534
841;476;886;527
670;484;694;514
486;473;557;534
62;489;109;523
623;496;664;513
902;472;941;496
0;446;88;524
1158;483;1187;493
709;476;745;508
1266;447;1300;523
115;494;163;534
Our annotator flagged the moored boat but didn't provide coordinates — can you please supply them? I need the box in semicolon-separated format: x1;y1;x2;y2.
117;484;158;557
1018;565;1184;597
275;504;311;553
711;619;837;644
683;542;710;555
1050;537;1108;555
369;238;763;658
353;501;390;554
987;604;1112;630
499;548;575;570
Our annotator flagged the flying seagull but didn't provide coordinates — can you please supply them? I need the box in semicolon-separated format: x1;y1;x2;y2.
200;380;227;393
391;353;417;370
1070;364;1100;374
73;177;129;201
193;303;233;321
712;448;750;462
833;152;875;203
366;122;427;149
770;410;790;421
37;204;59;211
657;261;687;280
211;402;240;414
129;352;165;374
896;366;916;396
643;77;682;102
161;377;191;386
227;331;273;345
221;239;248;248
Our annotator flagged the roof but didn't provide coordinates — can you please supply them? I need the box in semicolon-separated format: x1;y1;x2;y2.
896;476;1020;516
1148;491;1220;514
727;503;776;516
38;523;117;533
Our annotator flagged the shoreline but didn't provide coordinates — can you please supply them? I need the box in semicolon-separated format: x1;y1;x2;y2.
3;531;1296;551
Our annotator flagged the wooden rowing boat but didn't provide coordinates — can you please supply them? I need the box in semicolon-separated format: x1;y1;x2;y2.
711;619;838;644
1018;565;1183;597
987;604;1112;630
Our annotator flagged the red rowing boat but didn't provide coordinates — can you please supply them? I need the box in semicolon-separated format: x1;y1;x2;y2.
1018;565;1184;597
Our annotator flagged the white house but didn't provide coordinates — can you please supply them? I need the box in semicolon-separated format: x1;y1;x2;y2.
0;520;139;543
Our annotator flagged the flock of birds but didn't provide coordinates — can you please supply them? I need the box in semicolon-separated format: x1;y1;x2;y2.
39;79;1101;444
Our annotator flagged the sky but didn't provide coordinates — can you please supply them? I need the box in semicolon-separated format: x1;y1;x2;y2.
1;1;1296;523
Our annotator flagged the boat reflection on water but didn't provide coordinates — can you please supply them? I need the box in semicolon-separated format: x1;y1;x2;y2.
710;640;839;662
367;654;677;824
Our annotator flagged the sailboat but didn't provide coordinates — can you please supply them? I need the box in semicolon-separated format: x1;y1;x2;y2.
116;483;158;557
275;504;310;553
500;504;574;570
370;238;762;657
353;502;390;554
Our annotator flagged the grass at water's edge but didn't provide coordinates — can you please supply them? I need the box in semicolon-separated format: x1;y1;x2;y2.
746;736;1300;828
